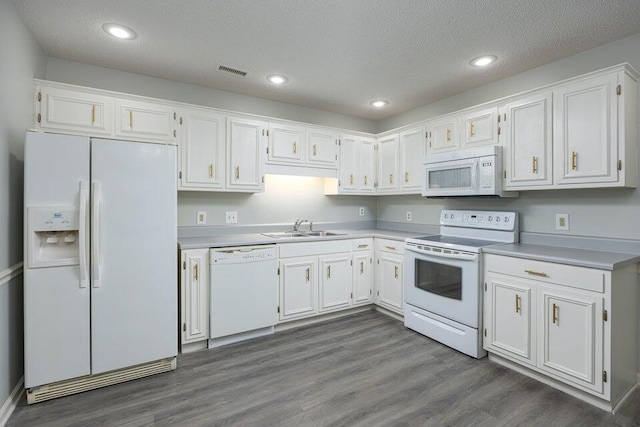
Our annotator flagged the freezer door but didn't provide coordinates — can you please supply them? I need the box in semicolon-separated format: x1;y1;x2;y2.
24;132;91;388
90;139;177;374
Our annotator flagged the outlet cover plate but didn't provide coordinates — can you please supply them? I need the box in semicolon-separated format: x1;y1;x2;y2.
359;207;365;216
555;214;569;231
406;211;412;222
226;211;238;224
197;211;206;225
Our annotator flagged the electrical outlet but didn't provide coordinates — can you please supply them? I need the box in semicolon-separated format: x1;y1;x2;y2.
555;214;569;231
225;211;238;224
406;211;412;222
359;207;365;216
197;211;207;225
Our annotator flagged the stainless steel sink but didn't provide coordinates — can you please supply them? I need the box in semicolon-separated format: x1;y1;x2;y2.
262;230;346;238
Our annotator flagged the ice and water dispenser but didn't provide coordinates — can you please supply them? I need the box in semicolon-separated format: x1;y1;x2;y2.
27;206;80;268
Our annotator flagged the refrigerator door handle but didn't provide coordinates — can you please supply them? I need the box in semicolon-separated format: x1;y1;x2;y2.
92;181;101;288
79;181;89;288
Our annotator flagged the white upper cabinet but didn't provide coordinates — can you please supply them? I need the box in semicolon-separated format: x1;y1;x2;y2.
426;114;459;155
267;122;305;165
502;92;553;189
226;116;266;192
399;125;426;193
461;106;499;148
115;98;177;143
376;134;399;193
178;108;226;191
359;138;376;193
338;135;358;192
36;85;114;136
306;127;339;168
330;134;376;195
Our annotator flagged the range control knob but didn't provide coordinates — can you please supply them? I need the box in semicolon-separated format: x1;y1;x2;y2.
488;216;493;221
505;217;510;223
450;214;455;219
496;217;501;222
444;214;449;219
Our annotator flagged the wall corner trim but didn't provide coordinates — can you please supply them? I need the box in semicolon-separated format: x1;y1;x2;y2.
0;262;23;288
0;376;24;427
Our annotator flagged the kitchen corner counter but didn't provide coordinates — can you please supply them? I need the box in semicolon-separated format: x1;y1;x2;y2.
483;243;640;270
178;229;424;250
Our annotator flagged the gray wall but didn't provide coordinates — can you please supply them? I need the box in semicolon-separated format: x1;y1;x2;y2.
45;57;377;134
0;0;45;408
378;32;640;241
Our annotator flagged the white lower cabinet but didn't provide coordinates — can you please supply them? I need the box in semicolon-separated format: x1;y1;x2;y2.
374;239;404;315
279;256;318;320
180;249;209;346
318;253;353;313
352;244;373;306
484;254;637;411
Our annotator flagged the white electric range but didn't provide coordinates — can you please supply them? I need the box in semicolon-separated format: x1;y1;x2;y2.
403;209;518;358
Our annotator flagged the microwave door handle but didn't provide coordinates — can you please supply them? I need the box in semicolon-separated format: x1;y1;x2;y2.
470;159;479;191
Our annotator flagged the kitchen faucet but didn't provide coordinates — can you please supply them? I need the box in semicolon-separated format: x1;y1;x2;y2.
293;219;313;232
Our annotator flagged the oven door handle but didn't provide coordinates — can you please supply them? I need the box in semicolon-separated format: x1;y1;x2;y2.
405;245;478;262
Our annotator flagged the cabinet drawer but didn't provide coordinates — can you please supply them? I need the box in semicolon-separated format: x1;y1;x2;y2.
279;240;352;258
484;254;607;293
352;238;373;251
375;238;404;255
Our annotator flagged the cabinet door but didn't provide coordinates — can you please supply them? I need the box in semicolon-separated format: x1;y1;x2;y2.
377;134;399;193
375;252;403;313
353;250;373;306
179;108;225;190
461;106;498;148
358;138;376;193
554;74;618;185
226;116;266;192
180;249;209;345
267;123;305;165
503;93;553;189
399;126;426;193
115;98;177;142
319;253;353;313
279;257;318;320
537;284;604;393
484;273;535;365
306;127;339;168
339;135;358;192
426;115;459;155
37;85;114;136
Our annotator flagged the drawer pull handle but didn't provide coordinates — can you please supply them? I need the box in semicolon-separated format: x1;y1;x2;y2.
552;303;559;324
357;244;368;249
385;245;396;251
525;269;548;277
515;294;521;313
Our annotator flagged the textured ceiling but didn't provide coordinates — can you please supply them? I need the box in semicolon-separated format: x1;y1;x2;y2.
10;0;640;120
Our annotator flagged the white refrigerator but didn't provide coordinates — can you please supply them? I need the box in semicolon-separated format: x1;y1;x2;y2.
24;131;177;399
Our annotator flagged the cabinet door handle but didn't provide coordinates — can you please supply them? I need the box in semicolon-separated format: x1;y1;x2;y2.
532;156;538;173
129;110;133;128
571;151;577;170
470;122;475;137
525;269;548;277
327;265;331;279
350;174;354;185
405;171;409;183
293;141;297;154
360;261;364;274
91;105;96;124
446;128;451;142
552;303;559;324
193;263;199;281
209;164;214;178
515;294;521;313
313;144;317;156
364;175;368;186
306;267;310;282
394;265;399;279
235;166;240;180
389;174;393;185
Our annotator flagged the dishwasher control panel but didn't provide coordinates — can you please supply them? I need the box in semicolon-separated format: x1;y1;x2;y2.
210;245;277;264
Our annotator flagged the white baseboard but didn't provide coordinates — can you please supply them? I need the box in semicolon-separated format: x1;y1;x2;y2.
0;376;24;427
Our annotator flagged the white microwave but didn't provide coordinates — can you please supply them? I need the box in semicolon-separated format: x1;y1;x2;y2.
422;146;518;198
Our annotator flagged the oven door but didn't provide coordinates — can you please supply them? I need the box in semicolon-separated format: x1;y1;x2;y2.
422;157;479;197
404;245;481;328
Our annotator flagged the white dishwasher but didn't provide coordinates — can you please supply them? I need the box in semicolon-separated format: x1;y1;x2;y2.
209;245;278;348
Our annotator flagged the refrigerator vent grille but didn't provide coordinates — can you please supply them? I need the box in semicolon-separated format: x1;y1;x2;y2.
218;65;247;77
26;357;176;404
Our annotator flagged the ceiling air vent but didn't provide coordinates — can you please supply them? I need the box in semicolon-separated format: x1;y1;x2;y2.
218;65;247;77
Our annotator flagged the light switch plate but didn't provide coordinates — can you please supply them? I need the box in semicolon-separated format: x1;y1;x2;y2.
555;213;569;231
197;211;206;225
226;211;238;224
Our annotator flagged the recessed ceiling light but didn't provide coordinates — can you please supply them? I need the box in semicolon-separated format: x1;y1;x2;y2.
469;55;497;67
102;23;137;40
370;100;388;108
267;75;288;84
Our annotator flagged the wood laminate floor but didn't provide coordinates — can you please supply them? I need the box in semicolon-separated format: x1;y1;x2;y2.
8;310;640;426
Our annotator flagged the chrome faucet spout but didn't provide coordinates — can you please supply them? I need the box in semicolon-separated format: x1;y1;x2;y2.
293;219;308;232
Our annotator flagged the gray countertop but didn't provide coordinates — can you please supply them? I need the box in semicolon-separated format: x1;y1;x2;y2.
178;228;424;250
483;243;640;270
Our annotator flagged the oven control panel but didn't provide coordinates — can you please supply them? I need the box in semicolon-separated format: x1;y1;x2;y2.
440;210;517;230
